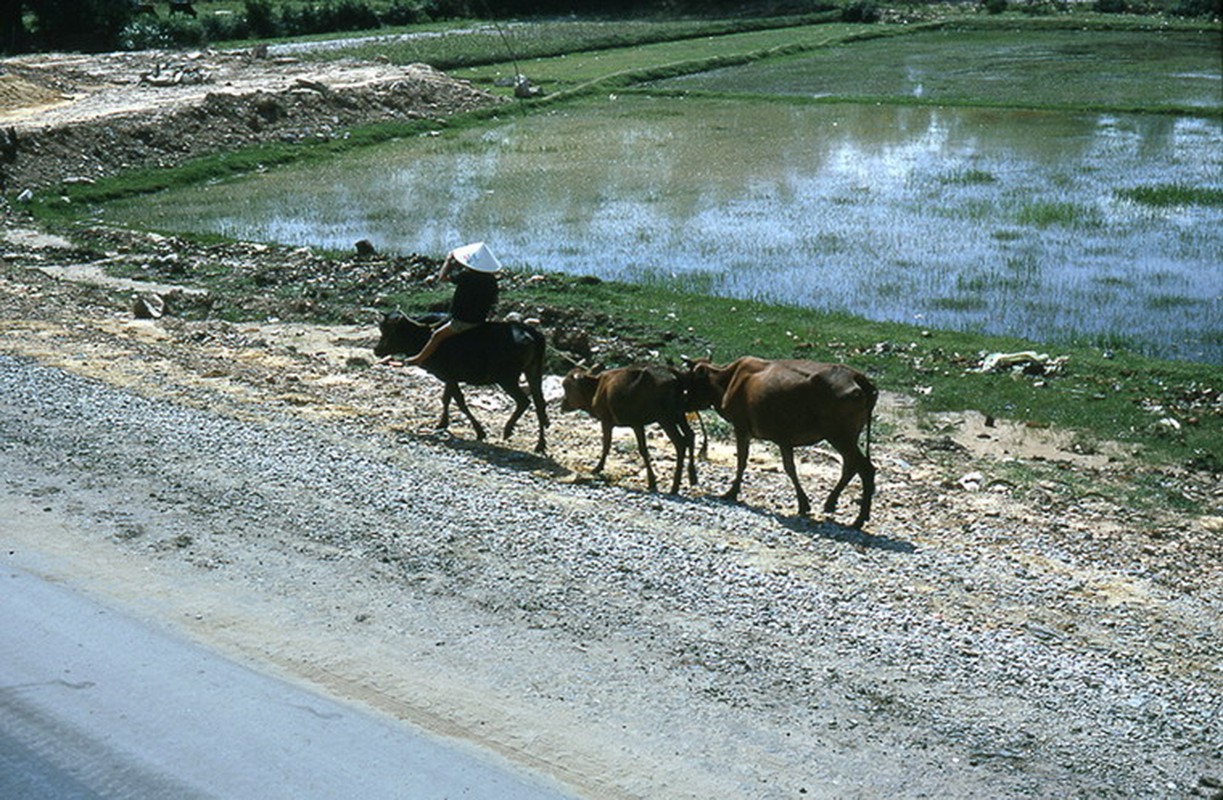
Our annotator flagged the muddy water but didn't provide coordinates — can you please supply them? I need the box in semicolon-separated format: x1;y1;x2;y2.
104;98;1222;363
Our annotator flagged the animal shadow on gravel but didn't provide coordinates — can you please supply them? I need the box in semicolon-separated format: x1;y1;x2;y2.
778;514;915;553
422;430;567;477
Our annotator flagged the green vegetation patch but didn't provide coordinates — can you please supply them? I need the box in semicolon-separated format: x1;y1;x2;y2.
1014;200;1103;228
1117;184;1223;207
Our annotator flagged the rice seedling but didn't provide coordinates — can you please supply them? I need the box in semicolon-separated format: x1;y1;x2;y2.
1015;200;1102;228
939;168;998;185
1117;184;1223;207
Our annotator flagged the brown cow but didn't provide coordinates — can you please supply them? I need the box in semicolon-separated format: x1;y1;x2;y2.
686;357;877;527
561;365;697;494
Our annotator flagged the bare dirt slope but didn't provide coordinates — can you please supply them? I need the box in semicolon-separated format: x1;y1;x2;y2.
0;46;498;190
1;48;1221;798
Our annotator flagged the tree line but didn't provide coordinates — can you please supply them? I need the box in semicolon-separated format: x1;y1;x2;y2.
2;0;801;54
2;0;1216;54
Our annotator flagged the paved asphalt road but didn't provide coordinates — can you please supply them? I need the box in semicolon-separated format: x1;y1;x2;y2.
0;553;574;800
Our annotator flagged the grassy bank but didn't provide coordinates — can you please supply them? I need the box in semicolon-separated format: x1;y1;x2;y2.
508;275;1222;474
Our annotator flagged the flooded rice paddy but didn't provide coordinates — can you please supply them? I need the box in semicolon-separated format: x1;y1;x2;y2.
105;95;1222;363
658;29;1223;111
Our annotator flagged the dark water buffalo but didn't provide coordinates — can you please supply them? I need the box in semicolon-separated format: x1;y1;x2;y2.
686;357;877;527
375;311;549;453
561;364;697;494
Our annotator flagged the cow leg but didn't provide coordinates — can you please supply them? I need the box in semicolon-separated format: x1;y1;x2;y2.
438;384;454;430
678;415;698;487
721;428;751;502
823;454;852;515
633;425;658;492
852;449;877;528
527;374;549;453
825;436;875;528
780;445;811;516
445;383;486;441
660;420;687;495
692;411;709;461
594;420;613;474
498;379;530;441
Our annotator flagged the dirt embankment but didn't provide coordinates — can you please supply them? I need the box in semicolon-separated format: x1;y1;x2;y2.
0;47;500;191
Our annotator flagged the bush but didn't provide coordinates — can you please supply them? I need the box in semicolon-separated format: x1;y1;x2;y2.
1167;0;1221;15
119;18;173;50
277;1;382;37
245;0;281;38
119;17;207;50
200;10;250;42
381;0;429;24
28;0;134;51
841;0;881;21
1019;0;1069;13
421;0;473;18
334;0;381;31
983;0;1008;12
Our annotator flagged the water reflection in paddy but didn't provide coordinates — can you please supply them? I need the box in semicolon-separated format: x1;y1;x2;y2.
104;98;1223;363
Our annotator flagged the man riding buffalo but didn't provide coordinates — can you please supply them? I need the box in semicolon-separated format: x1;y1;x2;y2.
407;241;501;366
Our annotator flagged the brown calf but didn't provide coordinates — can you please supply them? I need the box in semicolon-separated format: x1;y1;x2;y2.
687;357;877;527
561;365;697;494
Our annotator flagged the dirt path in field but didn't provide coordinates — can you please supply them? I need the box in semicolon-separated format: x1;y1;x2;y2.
0;47;1220;798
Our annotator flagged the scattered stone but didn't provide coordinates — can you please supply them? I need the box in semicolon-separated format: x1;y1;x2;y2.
513;75;544;98
978;350;1067;375
132;293;165;319
958;472;985;491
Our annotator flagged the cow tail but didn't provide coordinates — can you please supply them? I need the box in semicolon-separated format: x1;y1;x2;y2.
526;326;546;380
526;326;550;427
859;373;879;460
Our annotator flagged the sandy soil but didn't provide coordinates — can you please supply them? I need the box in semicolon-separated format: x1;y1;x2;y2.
1;47;1221;798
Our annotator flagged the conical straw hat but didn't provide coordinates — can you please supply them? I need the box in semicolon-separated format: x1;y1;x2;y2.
449;241;501;273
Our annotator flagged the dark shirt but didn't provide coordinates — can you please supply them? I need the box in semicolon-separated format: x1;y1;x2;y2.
449;270;499;324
